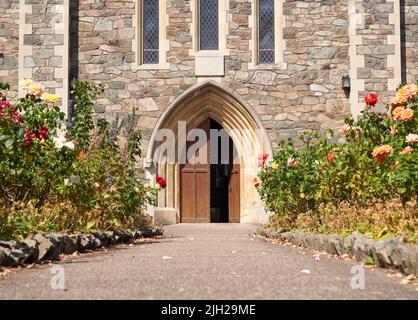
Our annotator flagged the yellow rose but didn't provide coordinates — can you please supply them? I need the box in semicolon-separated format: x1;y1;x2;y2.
271;162;279;170
21;79;33;90
155;183;161;190
30;84;45;97
41;92;61;104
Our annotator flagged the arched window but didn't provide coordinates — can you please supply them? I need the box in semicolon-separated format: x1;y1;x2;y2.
258;0;275;64
199;0;219;50
142;0;159;64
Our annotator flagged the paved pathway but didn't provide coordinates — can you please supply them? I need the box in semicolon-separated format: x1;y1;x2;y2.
0;224;417;299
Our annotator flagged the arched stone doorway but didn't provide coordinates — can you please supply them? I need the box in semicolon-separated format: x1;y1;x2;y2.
180;118;240;223
145;81;273;225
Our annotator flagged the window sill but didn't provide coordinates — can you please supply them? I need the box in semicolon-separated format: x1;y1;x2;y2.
132;63;170;71
248;62;287;70
189;48;231;57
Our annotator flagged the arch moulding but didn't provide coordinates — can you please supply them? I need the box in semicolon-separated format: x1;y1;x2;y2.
144;81;273;225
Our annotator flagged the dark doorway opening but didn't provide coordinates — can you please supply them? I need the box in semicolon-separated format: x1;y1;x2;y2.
210;120;229;223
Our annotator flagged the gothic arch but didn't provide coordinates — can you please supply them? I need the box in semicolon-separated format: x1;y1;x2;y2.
145;80;272;224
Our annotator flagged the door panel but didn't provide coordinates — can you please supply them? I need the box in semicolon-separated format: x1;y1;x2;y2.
229;164;240;223
228;140;240;223
180;119;210;223
180;169;196;222
195;169;210;222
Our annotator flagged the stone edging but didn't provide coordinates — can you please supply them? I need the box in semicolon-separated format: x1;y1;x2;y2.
257;229;418;275
0;227;164;268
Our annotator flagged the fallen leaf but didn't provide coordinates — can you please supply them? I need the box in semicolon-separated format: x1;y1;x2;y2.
400;275;417;285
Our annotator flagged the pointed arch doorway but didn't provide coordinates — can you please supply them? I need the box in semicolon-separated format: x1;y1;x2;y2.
145;81;273;225
180;118;240;223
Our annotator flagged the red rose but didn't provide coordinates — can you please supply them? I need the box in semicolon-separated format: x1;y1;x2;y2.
38;126;48;140
257;153;269;167
24;137;33;147
25;128;36;139
156;176;167;189
253;178;260;189
364;93;378;106
0;101;21;124
326;151;334;162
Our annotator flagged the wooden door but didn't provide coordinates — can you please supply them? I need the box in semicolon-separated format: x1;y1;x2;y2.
228;141;240;223
180;119;210;223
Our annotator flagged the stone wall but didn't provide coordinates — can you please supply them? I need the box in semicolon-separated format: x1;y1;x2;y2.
403;0;418;84
19;0;69;110
0;0;19;97
348;0;403;116
0;0;416;138
72;0;352;152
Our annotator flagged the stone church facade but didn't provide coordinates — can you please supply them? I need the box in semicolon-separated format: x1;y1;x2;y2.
0;0;417;225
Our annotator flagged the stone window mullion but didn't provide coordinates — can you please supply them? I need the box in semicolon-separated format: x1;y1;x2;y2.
249;0;286;70
258;0;275;64
133;0;169;70
199;0;219;51
142;0;159;64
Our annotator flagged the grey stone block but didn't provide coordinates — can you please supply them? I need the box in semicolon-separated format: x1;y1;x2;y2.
28;234;55;261
62;235;80;254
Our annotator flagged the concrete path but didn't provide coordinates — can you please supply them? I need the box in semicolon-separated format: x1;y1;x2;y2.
0;224;417;299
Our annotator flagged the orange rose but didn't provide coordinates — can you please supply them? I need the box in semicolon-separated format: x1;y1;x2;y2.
392;107;404;120
372;145;393;164
400;108;414;121
78;150;87;160
392;84;418;106
400;146;413;155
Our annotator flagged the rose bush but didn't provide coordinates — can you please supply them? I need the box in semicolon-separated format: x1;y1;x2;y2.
0;80;158;240
257;83;418;241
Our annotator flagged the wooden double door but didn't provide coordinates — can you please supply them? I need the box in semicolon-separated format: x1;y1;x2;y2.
180;119;240;223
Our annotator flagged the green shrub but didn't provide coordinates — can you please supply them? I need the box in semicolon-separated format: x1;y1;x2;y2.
258;83;418;238
0;80;158;240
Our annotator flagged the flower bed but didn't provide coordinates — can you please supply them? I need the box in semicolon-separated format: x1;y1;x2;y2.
257;83;418;243
0;80;163;241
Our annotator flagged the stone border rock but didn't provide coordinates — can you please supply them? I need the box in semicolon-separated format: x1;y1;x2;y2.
0;227;164;268
257;229;418;276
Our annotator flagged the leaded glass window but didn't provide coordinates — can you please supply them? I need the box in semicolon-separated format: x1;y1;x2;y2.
200;0;219;50
258;0;275;64
143;0;159;64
